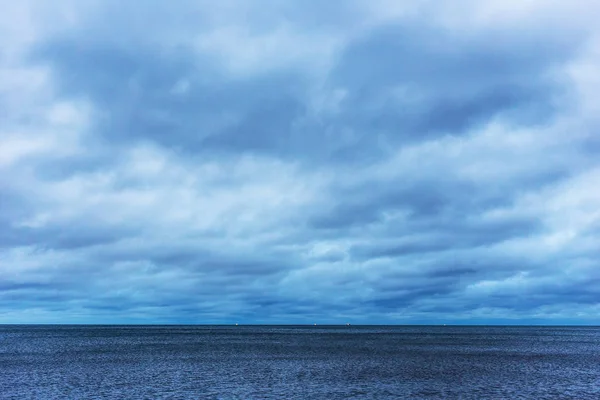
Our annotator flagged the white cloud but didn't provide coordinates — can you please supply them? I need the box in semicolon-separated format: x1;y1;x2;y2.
1;0;599;323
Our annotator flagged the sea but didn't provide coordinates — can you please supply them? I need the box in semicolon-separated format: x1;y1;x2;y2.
0;325;598;399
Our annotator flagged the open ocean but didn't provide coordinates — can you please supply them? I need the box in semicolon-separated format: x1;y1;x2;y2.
0;325;599;399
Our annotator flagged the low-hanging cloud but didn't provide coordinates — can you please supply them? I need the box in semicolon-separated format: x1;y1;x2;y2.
1;0;599;324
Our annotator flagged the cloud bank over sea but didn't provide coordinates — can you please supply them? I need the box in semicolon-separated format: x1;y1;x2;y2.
1;0;600;323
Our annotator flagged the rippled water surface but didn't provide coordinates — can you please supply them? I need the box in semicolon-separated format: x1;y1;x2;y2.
1;325;599;399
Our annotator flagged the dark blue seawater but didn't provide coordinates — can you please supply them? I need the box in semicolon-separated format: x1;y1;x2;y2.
1;325;599;399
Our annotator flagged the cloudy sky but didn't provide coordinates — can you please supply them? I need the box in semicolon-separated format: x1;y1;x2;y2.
1;1;599;324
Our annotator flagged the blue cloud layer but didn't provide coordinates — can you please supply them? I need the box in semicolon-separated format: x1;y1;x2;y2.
1;1;599;323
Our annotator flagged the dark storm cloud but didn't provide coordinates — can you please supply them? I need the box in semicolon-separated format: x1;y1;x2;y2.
309;173;555;236
327;23;576;140
31;17;578;167
31;40;310;158
1;0;599;323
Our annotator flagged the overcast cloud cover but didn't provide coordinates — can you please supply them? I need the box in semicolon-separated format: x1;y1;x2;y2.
1;0;600;324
